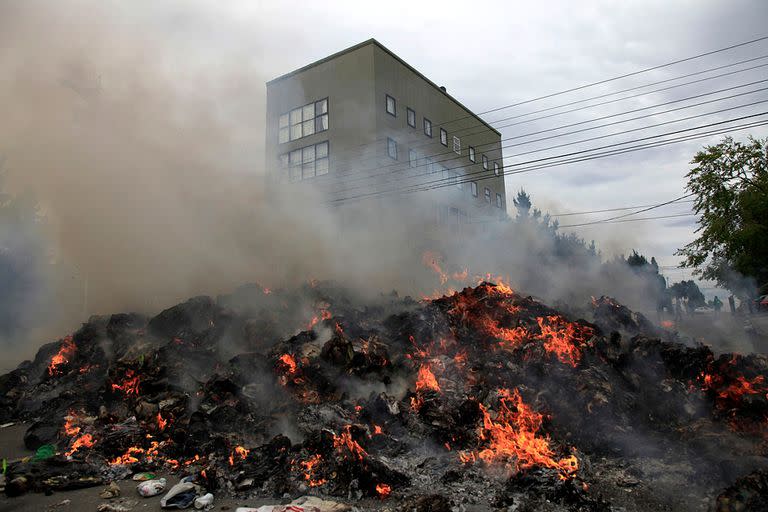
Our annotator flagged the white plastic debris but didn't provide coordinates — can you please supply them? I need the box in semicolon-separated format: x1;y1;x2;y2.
193;492;214;509
159;480;197;509
137;477;166;497
234;496;349;512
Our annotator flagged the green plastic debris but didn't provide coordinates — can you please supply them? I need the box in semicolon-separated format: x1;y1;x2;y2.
33;444;55;461
2;457;6;474
132;472;157;481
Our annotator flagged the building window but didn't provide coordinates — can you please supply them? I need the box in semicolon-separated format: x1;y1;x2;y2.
440;128;448;146
423;118;432;137
496;193;503;208
453;136;461;155
407;108;416;128
494;162;500;176
484;187;491;203
482;155;489;170
279;98;328;143
385;95;396;116
409;148;417;167
468;146;476;163
387;137;398;160
279;141;329;182
471;182;478;197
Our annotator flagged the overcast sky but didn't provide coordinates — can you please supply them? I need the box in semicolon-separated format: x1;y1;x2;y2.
227;0;768;286
5;0;768;290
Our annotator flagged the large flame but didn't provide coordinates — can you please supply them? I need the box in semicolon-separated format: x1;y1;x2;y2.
537;315;593;367
333;426;367;461
460;388;578;480
111;369;141;395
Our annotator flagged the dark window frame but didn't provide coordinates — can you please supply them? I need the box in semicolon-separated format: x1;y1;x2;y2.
408;148;417;168
387;137;398;160
423;117;433;138
496;193;503;208
482;154;489;170
468;146;476;163
494;162;500;176
484;187;492;203
440;128;448;146
406;107;416;128
471;182;478;197
385;94;397;117
279;140;330;182
279;97;329;144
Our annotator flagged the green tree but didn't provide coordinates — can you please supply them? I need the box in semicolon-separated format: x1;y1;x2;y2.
669;280;706;309
676;136;768;296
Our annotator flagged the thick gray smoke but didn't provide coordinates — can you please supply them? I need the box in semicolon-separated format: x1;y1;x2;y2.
0;1;683;367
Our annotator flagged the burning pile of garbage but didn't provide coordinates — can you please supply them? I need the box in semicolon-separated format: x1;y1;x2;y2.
2;279;768;511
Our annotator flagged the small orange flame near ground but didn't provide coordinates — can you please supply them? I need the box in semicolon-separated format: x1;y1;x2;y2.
65;433;95;456
661;320;675;329
279;354;298;374
48;335;76;376
297;454;327;487
415;364;440;392
157;412;167;431
375;483;392;498
63;410;82;437
111;369;141;395
333;426;367;461
228;445;249;466
459;388;578;480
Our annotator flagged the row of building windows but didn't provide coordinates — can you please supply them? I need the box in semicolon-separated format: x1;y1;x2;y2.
384;94;501;177
387;137;504;208
278;98;329;144
279;141;330;182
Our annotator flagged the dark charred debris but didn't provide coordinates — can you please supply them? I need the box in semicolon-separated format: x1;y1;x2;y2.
1;281;768;511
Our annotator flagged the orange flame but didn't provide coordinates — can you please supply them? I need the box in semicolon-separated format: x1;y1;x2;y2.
63;410;82;437
375;483;392;498
422;251;448;285
297;454;327;487
460;388;578;479
333;426;367;461
157;412;167;431
65;433;95;456
48;335;76;376
111;369;141;395
661;320;675;329
537;316;593;367
228;445;249;466
415;364;440;392
109;441;161;465
279;354;298;374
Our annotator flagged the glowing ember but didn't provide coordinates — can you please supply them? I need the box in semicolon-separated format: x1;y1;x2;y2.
460;388;578;480
228;445;249;466
333;426;367;461
373;424;383;435
415;364;440;392
297;454;327;487
157;412;167;431
661;320;675;329
279;354;298;374
48;335;76;376
537;315;593;367
375;483;392;498
65;433;95;456
111;369;141;395
109;441;161;465
63;410;82;437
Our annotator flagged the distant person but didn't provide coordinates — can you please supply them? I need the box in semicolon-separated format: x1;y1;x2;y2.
713;296;722;313
729;295;736;315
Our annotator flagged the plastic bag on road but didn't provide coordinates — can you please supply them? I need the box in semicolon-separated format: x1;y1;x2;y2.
137;477;166;497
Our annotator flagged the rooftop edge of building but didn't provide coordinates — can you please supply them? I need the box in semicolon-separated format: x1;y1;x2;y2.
266;38;501;137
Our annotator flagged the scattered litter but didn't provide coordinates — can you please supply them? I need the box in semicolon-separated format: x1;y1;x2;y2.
100;481;121;499
132;472;157;481
159;480;197;509
0;422;14;428
33;444;55;461
97;499;138;512
236;497;350;512
193;492;214;509
137;477;166;497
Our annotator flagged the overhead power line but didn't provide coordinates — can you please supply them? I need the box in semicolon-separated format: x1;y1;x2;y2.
550;199;696;217
282;39;768;176
558;194;695;227
330;99;768;199
328;113;768;205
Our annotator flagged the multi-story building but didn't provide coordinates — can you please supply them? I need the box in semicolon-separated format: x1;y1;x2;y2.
265;38;507;231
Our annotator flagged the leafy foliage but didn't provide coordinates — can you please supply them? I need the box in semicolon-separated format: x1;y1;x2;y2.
676;136;768;295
